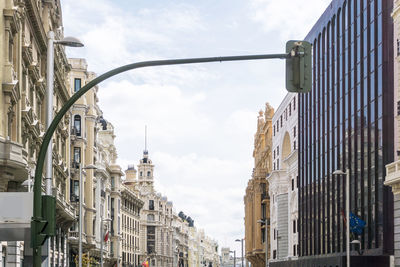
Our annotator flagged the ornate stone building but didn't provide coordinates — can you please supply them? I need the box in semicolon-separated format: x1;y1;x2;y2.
122;165;144;267
68;58;124;266
267;93;298;262
0;0;73;265
133;150;174;267
244;103;274;267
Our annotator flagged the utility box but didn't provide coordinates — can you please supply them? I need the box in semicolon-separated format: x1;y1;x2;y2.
0;192;33;241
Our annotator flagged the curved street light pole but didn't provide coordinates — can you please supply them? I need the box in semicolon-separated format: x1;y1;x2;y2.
31;52;290;266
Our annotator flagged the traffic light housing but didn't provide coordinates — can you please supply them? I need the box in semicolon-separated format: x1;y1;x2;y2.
31;195;56;248
286;40;312;93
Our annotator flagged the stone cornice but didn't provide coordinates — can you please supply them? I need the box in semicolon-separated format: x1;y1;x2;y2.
385;160;400;194
392;3;400;19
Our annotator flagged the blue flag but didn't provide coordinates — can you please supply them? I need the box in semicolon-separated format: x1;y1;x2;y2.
349;212;366;235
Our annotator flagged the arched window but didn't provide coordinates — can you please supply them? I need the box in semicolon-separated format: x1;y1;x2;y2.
147;171;151;177
74;115;81;136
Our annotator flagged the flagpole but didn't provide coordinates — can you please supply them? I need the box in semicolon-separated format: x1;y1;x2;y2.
101;217;112;267
100;219;104;267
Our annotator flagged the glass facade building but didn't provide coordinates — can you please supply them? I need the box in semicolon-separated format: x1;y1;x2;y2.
295;0;394;266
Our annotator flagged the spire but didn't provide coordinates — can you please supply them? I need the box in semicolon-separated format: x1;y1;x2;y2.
143;125;149;162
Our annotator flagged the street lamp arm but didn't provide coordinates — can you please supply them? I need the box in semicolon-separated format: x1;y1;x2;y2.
31;52;289;266
33;52;289;217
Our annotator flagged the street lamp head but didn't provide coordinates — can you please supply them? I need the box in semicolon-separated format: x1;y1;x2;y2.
55;36;84;47
235;239;241;242
257;219;265;224
332;169;346;175
83;164;97;170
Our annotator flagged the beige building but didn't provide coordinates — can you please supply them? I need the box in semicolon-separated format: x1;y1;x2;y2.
122;165;144;266
244;103;274;267
188;227;200;267
68;58;124;266
0;0;73;265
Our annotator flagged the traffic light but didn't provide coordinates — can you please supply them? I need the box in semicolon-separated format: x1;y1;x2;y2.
285;40;312;93
31;195;56;248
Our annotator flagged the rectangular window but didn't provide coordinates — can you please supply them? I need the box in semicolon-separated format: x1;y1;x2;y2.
280;115;283;127
73;115;81;136
294;140;296;150
293;220;296;233
74;78;81;92
397;39;400;56
294;126;296;137
149;200;154;210
277;159;279;170
292;179;294;191
273;126;276;136
274;228;276;240
293;245;296;256
293;97;296;110
289;103;292;116
73;147;81;164
277;146;279;155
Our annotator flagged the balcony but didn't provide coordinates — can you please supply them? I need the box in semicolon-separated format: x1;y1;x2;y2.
0;138;28;182
385;160;400;193
53;188;75;222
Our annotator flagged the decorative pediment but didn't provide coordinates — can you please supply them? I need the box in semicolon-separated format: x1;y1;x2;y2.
28;61;40;81
3;79;20;104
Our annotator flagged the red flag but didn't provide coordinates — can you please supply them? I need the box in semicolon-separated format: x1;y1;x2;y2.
104;231;109;242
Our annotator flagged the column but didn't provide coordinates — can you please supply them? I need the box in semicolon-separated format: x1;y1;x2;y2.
6;241;21;267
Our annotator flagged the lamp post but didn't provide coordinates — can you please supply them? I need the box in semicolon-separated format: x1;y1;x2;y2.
79;164;97;267
257;219;269;267
45;31;83;196
229;250;236;267
100;217;112;267
235;239;244;267
332;169;350;267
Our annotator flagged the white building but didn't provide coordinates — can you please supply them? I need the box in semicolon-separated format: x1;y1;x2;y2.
135;151;174;267
267;93;298;262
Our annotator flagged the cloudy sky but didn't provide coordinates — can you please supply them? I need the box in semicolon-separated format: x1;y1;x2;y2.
61;0;331;253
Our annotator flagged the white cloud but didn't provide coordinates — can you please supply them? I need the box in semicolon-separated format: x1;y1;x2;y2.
249;0;332;40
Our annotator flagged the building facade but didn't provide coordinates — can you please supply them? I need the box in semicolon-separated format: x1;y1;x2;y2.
68;58;124;266
0;0;73;265
134;151;174;267
295;0;394;266
122;165;144;267
244;103;274;267
267;93;298;262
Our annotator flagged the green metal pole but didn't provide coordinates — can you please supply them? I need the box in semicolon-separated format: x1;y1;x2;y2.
31;53;289;266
